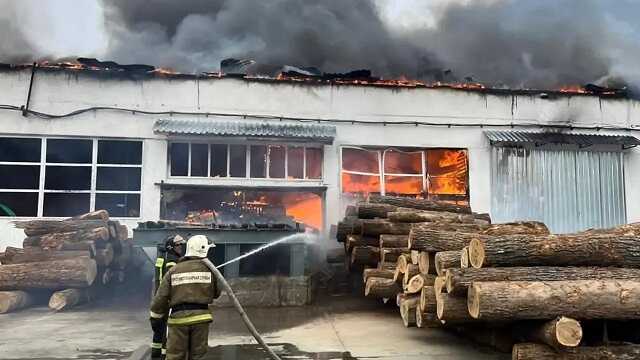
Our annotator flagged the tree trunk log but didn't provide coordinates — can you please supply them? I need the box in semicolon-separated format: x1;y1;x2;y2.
434;276;446;295
70;210;110;221
363;268;394;283
95;243;114;267
368;195;471;214
516;317;583;350
381;248;408;264
406;273;436;294
436;292;474;324
336;217;363;242
420;286;437;313
446;267;640;296
396;254;410;274
0;291;35;313
14;220;108;237
402;264;421;289
469;234;640;268
409;227;492;252
460;247;470;269
416;308;440;328
361;220;412;237
350;246;379;267
481;221;549;236
5;250;92;264
60;241;98;253
23;227;109;250
469;280;640;321
379;235;408;249
399;294;420;327
388;210;488;224
357;203;398;219
410;250;420;265
511;343;640;360
365;277;401;298
346;235;379;252
344;205;357;217
435;251;461;276
378;262;396;271
49;288;89;311
418;252;430;274
0;258;97;290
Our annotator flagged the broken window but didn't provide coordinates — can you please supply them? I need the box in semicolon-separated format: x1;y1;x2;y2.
0;137;41;162
426;149;468;195
210;144;228;177
190;143;209;177
305;147;323;179
170;143;189;176
98;140;142;164
341;148;380;194
46;139;92;163
250;145;267;178
287;146;304;179
229;145;247;177
268;145;286;179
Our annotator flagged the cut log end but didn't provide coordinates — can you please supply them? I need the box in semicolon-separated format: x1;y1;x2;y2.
555;316;583;347
468;239;484;269
460;247;470;269
467;285;480;319
418;252;430;274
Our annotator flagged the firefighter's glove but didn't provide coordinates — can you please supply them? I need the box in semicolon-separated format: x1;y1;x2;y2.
150;317;164;333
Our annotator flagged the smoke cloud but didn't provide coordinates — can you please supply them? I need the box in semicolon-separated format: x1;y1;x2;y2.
1;0;639;89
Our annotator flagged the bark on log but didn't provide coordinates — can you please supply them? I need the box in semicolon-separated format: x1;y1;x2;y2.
363;268;394;283
356;203;398;219
469;234;640;268
344;205;357;217
49;288;89;311
410;250;420;265
435;251;461;276
0;291;35;313
416;309;440;328
420;286;437;313
346;235;379;252
378;262;396;271
0;258;97;290
336;217;363;242
361;220;412;237
481;221;550;236
60;241;98;253
437;292;475;324
511;343;640;360
446;267;640;296
516;317;583;350
381;248;408;264
365;277;401;298
388;210;488;224
468;280;640;321
22;227;109;250
402;264;421;290
14;220;108;237
367;195;471;214
399;294;420;327
460;247;470;269
350;246;380;267
409;227;492;252
69;210;109;221
379;235;408;249
406;273;436;294
6;250;92;264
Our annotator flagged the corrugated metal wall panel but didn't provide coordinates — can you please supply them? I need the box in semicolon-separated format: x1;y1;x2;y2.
491;147;626;233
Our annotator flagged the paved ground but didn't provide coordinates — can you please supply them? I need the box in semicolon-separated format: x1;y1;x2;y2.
0;286;508;360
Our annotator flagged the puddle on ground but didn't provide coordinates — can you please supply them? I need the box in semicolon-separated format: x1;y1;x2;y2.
205;343;361;360
4;349;131;360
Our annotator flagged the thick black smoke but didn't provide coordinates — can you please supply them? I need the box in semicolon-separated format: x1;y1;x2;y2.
1;0;639;89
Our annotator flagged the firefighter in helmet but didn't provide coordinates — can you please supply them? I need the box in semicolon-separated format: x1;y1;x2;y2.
151;234;186;359
150;235;221;360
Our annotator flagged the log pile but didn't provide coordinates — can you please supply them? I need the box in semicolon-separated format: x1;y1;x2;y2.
0;210;133;313
337;195;640;358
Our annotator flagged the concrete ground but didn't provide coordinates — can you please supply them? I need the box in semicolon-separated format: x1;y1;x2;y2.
0;287;508;360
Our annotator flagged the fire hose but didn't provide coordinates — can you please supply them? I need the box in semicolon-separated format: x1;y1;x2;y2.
201;258;282;360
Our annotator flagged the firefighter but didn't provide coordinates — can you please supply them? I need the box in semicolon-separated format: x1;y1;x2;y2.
150;235;221;360
151;234;186;359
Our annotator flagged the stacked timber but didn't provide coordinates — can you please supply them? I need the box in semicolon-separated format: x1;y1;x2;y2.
0;210;132;313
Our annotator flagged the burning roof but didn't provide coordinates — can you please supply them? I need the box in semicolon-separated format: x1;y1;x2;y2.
0;58;630;99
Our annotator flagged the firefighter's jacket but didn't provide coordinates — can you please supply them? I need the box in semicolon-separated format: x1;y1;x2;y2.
153;248;179;294
150;258;221;326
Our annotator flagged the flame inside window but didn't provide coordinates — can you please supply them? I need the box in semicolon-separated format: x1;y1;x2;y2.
426;149;468;195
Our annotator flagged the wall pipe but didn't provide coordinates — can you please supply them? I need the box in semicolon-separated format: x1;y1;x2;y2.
21;63;37;117
201;258;282;360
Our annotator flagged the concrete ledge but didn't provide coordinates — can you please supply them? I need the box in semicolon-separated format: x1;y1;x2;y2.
214;276;312;307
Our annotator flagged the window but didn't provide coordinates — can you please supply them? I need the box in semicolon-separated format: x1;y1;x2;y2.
169;142;323;181
341;146;468;200
0;137;143;218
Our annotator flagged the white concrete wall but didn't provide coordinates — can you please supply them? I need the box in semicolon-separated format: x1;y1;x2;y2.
1;69;639;251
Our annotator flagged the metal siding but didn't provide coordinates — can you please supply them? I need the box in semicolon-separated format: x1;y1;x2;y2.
485;130;640;148
491;147;625;233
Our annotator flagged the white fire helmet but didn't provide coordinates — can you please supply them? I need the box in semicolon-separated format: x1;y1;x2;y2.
172;235;186;245
185;235;215;258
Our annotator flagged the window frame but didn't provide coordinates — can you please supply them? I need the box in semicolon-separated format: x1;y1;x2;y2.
0;136;144;219
167;140;323;182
